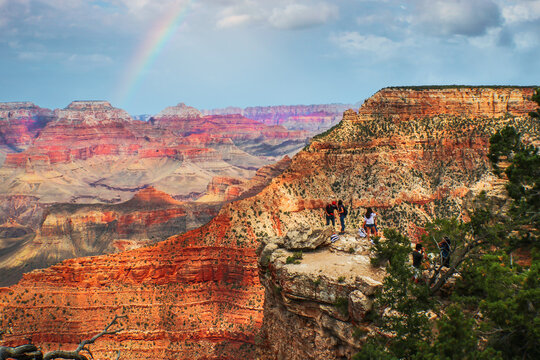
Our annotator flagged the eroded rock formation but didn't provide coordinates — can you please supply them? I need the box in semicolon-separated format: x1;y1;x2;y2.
152;104;310;159
0;102;54;165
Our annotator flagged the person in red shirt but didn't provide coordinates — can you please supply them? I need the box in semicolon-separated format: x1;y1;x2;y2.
325;201;337;228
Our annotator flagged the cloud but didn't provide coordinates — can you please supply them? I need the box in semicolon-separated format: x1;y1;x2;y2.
216;14;252;28
413;0;502;36
331;31;397;56
502;0;540;24
213;1;338;30
268;3;338;30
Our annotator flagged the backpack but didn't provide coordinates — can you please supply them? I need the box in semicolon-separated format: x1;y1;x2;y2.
340;204;348;217
358;228;367;238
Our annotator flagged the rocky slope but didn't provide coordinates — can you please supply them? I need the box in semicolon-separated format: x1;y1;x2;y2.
1;87;538;359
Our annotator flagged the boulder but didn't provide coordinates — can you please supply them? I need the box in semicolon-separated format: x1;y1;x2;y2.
349;290;373;321
283;227;334;250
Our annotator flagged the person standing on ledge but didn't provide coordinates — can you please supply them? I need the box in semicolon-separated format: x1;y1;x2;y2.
363;207;378;242
325;201;337;229
337;200;348;234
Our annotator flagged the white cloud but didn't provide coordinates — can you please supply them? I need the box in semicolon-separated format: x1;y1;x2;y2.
413;0;502;36
269;3;338;30
213;1;338;30
331;31;397;56
502;0;540;24
217;14;252;28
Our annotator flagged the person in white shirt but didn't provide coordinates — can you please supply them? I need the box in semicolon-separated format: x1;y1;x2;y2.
363;207;378;242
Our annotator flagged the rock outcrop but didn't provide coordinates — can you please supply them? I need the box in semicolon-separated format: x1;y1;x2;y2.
356;86;536;122
257;231;384;359
1;87;538;359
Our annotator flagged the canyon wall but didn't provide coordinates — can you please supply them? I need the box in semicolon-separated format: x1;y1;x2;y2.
1;87;538;359
357;86;536;122
202;104;352;132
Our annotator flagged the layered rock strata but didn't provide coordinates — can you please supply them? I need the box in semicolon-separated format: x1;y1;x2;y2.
0;187;222;286
0;102;54;165
0;101;255;203
203;104;352;132
1;87;538;359
152;103;309;159
357;86;536;122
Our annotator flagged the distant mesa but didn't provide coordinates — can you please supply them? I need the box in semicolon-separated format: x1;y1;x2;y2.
0;102;40;110
65;100;115;110
153;102;203;119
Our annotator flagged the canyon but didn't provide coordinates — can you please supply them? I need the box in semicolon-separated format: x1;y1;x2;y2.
0;87;538;359
0;101;336;285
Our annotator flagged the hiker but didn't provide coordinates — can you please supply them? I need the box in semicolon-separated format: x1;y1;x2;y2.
324;201;337;228
337;200;348;234
412;243;425;283
363;207;378;241
412;243;424;269
439;236;451;267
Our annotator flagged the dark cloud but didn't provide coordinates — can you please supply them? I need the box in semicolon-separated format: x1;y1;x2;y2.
414;0;502;37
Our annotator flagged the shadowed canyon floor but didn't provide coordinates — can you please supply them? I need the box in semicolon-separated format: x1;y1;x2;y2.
0;87;539;359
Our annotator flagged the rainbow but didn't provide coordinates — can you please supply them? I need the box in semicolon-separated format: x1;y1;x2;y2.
115;0;194;106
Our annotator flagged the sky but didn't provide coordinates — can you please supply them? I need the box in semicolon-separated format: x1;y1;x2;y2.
0;0;539;115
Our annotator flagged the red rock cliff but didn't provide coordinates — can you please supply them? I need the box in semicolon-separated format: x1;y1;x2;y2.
356;87;536;122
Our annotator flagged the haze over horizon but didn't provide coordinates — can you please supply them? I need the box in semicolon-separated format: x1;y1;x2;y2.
1;0;539;114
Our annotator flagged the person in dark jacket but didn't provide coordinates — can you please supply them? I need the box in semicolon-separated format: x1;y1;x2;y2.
439;237;451;267
325;201;337;227
337;200;348;234
412;243;424;269
412;243;425;283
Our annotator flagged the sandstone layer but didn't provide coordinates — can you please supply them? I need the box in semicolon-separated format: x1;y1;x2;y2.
1;87;539;359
